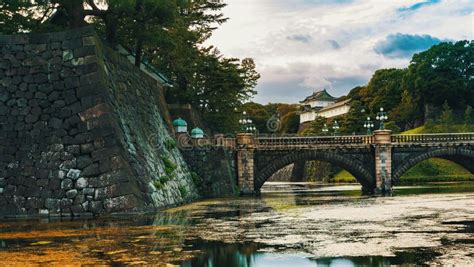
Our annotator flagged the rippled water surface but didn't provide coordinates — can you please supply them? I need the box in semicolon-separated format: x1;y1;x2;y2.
0;182;473;266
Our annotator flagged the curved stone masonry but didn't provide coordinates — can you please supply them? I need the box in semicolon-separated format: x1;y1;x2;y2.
254;149;375;192
392;147;474;183
0;27;198;217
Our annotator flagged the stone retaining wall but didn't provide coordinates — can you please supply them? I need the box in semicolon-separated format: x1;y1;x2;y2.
181;148;238;197
0;27;198;217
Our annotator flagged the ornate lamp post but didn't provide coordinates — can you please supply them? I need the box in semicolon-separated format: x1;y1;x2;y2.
376;107;388;130
239;111;256;134
364;117;374;135
332;120;340;136
322;123;329;135
249;125;257;135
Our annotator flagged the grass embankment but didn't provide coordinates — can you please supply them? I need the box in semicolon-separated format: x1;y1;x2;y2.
333;124;474;184
333;158;474;184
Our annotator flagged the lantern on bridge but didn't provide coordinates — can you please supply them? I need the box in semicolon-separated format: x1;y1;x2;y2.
191;127;204;139
173;118;188;133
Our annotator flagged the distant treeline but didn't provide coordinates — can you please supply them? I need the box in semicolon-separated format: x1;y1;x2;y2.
303;40;473;135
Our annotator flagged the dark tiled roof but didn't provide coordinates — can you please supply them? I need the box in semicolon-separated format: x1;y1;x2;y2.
300;89;336;103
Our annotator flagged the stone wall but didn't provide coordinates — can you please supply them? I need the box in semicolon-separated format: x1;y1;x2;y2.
181;148;238;197
0;27;198;217
267;164;293;182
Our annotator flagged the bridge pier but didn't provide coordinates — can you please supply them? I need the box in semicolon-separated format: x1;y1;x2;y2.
373;130;393;194
236;133;256;195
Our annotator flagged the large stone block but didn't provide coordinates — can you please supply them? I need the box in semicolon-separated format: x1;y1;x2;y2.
82;163;100;177
103;194;141;213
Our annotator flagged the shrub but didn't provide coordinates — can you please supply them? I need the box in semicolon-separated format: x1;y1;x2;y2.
178;185;187;198
153;180;163;190
160;155;177;175
164;138;177;150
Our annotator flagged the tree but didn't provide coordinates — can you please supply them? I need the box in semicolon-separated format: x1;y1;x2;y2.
403;41;474;122
242;102;270;133
340;100;366;134
464;105;473;125
280;111;300;134
0;0;178;66
439;100;455;125
366;68;405;114
384;121;401;133
300;117;327;136
0;0;62;34
0;0;261;132
194;51;259;133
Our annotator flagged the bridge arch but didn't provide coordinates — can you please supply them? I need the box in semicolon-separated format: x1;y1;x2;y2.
392;147;474;183
254;150;374;192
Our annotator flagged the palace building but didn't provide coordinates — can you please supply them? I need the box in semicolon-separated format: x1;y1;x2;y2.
299;89;351;126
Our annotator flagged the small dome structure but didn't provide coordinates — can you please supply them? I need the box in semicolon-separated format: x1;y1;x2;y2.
190;127;204;139
173;118;188;133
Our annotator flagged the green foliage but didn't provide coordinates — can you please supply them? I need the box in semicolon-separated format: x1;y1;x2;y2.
340;69;406;134
0;0;67;34
178;185;187;198
300;117;328;136
153;173;175;190
345;40;473;131
439;100;455;125
333;170;357;183
464;105;472;125
334;158;473;184
340;100;366;134
1;0;260;133
404;40;473;114
190;172;202;187
241;102;299;134
403;158;473;178
366;68;405;113
153;179;163;189
413;123;474;134
280;111;300;134
405;160;439;176
242;102;270;133
164;138;177;150
193;55;260;132
384;121;401;133
160;155;177;176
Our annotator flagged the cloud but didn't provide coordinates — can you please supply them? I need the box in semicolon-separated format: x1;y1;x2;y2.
287;34;312;43
326;40;341;49
374;33;444;58
398;0;441;12
207;0;472;103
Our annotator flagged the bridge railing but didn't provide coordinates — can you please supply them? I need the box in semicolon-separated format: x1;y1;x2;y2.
255;135;373;149
391;133;474;144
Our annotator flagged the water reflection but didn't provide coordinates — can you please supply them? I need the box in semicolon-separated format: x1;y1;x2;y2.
181;241;443;267
0;182;472;266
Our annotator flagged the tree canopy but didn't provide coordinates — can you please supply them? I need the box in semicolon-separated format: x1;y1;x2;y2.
340;40;473;133
0;0;260;133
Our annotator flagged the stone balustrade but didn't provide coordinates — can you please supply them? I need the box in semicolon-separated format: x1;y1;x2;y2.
391;133;474;144
255;135;374;149
180;133;474;150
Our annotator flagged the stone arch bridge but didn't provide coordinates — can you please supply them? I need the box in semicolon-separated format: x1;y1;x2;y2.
181;131;474;194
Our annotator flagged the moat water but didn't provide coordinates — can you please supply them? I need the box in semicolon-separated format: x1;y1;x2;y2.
0;182;473;266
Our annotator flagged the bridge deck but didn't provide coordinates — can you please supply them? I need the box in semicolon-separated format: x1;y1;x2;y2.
253;133;474;150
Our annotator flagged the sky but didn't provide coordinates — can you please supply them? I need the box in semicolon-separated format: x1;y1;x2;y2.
206;0;473;104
